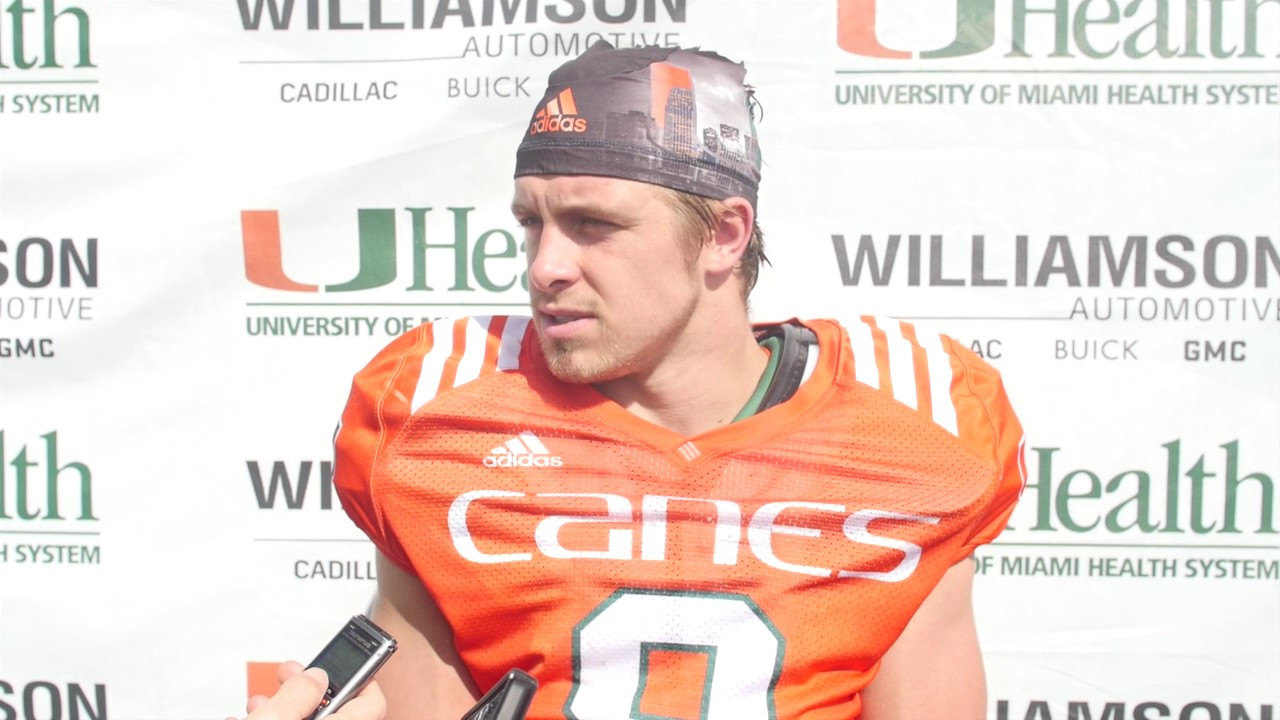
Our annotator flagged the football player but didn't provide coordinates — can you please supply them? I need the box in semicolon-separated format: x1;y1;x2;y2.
333;42;1024;720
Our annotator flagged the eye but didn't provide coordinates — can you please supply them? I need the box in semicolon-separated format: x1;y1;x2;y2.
578;216;615;231
515;214;542;229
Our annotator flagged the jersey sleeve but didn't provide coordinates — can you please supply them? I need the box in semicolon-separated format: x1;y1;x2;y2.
943;336;1027;558
332;323;436;573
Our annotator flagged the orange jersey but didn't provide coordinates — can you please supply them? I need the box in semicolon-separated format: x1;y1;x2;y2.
334;316;1024;720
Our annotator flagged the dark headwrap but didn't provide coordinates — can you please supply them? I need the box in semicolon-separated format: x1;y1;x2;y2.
514;41;762;208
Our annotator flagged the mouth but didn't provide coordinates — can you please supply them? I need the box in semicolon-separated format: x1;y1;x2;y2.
537;308;595;338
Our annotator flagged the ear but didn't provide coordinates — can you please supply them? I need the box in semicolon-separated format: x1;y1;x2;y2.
702;196;754;276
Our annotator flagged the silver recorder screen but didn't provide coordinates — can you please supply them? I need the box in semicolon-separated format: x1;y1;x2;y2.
324;631;368;686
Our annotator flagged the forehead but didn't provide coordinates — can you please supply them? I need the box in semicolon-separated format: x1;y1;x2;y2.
512;174;664;211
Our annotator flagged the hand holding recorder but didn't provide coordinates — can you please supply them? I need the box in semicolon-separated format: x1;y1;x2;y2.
233;662;386;720
235;615;535;720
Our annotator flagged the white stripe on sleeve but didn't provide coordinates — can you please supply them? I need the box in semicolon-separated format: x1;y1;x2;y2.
847;320;879;389
497;316;531;371
881;318;918;411
411;322;455;412
451;316;493;389
918;330;959;435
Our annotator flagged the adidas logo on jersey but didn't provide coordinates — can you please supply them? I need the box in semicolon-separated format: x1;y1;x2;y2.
483;432;564;468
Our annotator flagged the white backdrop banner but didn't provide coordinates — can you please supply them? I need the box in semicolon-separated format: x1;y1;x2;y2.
1;1;1277;719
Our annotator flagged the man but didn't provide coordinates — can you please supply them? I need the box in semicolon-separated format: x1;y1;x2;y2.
333;42;1024;720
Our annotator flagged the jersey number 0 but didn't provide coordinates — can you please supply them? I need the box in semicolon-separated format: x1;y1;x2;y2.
565;589;785;720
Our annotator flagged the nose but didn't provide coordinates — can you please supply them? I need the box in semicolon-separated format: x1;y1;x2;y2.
526;220;581;293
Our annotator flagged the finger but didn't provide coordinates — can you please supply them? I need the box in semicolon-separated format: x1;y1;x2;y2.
276;660;306;684
331;681;387;720
245;661;310;715
356;679;385;705
244;667;329;720
290;666;328;699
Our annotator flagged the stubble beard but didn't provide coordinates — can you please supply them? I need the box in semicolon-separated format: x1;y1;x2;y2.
538;293;700;386
539;318;629;384
534;244;704;385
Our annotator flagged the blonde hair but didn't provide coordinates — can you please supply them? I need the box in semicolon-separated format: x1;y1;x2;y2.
662;188;769;298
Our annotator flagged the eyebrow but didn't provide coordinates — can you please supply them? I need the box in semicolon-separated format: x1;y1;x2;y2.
510;194;534;213
510;199;618;219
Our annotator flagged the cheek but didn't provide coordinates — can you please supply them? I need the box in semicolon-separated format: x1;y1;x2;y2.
587;235;699;312
616;270;700;331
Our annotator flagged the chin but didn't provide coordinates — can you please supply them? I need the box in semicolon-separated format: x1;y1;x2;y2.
540;337;629;385
544;351;623;385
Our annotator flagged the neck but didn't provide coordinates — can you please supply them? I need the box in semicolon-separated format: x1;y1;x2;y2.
593;306;766;437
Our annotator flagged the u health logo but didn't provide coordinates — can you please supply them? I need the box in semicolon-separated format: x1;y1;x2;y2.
836;0;1280;60
837;0;994;59
0;430;95;523
0;0;95;69
240;207;525;294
